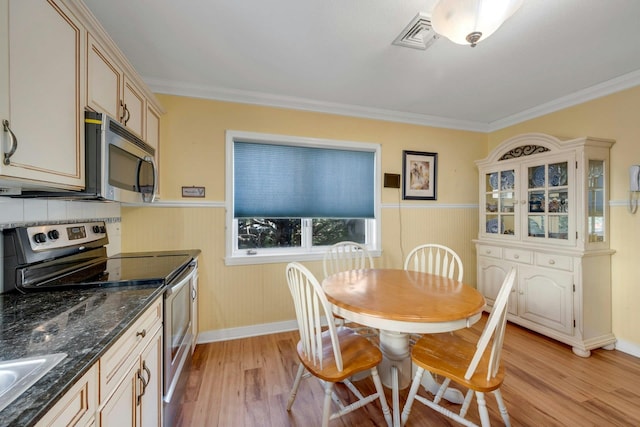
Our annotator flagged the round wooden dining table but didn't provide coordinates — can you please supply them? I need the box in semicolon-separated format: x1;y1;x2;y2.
322;268;486;426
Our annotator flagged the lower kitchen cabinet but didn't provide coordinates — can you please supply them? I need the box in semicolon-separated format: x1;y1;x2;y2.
98;326;162;427
35;365;98;427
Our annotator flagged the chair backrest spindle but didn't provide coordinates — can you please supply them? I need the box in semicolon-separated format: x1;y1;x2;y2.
404;244;464;281
323;241;374;278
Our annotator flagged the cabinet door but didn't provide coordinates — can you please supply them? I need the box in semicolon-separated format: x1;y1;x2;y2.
522;155;574;246
87;34;122;120
99;363;139;427
481;167;518;239
477;257;517;315
2;0;84;189
140;328;163;427
518;265;574;335
123;77;145;138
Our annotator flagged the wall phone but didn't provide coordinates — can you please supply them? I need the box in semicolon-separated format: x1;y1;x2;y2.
630;165;640;213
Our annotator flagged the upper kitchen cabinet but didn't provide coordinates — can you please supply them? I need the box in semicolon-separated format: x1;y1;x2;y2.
87;35;146;138
0;0;85;192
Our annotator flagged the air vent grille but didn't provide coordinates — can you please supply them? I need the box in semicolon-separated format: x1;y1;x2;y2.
392;12;439;50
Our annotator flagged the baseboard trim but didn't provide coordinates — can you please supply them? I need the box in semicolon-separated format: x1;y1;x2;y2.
197;321;640;360
197;320;299;343
614;338;640;358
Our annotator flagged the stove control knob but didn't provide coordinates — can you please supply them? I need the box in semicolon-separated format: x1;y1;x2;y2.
47;230;60;240
33;232;47;244
93;225;106;234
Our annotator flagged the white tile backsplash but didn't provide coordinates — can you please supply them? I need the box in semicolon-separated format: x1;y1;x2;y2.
0;197;121;251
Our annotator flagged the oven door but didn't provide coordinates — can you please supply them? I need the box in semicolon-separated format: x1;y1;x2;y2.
163;261;196;405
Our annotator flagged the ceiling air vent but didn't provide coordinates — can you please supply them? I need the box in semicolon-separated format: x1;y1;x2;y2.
392;12;439;50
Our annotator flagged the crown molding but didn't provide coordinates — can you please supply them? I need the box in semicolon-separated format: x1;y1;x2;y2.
146;69;640;134
146;78;489;132
488;69;640;131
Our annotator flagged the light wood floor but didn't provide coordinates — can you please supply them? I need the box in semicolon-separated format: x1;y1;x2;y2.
176;316;640;426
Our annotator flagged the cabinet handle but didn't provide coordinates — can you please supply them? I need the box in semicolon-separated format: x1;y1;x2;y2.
192;287;197;301
514;254;520;259
2;120;18;166
143;360;151;385
119;100;126;122
548;259;556;265
136;329;147;338
124;105;131;125
485;250;491;254
136;368;148;406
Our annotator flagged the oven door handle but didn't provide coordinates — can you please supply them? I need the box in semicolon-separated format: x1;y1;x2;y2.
165;262;196;297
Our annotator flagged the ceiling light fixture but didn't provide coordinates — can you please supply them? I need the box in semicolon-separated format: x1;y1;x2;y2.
431;0;523;47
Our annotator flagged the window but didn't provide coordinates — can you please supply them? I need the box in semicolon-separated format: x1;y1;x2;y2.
225;131;381;265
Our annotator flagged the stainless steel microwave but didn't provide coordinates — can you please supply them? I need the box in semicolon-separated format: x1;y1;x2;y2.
13;111;157;202
84;111;157;203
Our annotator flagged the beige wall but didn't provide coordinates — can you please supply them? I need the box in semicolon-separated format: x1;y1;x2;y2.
488;86;640;347
122;87;640;349
121;94;485;333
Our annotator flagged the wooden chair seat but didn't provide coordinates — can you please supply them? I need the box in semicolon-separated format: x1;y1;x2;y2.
411;333;505;393
297;327;382;383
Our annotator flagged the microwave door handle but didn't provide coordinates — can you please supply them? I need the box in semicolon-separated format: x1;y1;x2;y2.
141;155;157;203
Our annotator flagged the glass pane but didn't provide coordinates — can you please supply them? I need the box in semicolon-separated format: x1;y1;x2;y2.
528;216;545;238
548;216;569;240
548;162;568;187
312;219;366;245
500;192;515;213
486;192;499;213
500;170;515;190
528;191;545;213
548;190;568;213
502;215;515;235
486;215;501;234
529;165;545;189
486;172;498;192
237;218;301;249
588;159;605;242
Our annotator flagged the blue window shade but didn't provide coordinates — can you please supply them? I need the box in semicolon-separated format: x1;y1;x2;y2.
234;142;375;218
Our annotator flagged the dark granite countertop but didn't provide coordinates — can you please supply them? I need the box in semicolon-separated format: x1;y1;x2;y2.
0;249;201;426
0;284;165;426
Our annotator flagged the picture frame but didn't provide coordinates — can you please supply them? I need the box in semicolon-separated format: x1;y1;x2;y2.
402;151;437;200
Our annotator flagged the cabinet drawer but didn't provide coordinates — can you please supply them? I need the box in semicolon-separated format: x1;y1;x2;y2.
36;365;97;427
535;253;573;271
504;248;533;264
99;298;162;403
477;245;502;259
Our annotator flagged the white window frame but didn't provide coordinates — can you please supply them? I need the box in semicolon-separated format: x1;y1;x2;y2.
225;130;381;266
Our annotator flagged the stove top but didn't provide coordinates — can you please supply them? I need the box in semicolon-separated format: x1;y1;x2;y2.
2;221;195;293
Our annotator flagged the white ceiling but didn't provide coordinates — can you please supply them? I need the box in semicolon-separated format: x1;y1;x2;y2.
83;0;640;132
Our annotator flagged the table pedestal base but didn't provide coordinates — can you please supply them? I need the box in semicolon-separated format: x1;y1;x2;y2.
377;330;465;426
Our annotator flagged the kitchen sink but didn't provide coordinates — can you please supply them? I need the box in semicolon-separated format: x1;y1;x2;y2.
0;353;67;412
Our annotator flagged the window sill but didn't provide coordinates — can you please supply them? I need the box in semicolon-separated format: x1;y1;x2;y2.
224;249;382;266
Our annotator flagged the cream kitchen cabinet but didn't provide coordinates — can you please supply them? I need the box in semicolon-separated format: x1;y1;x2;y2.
0;0;85;192
35;365;98;427
87;35;146;139
98;298;163;427
474;133;616;357
191;258;199;354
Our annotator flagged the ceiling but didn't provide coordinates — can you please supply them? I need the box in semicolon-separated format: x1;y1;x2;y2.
83;0;640;132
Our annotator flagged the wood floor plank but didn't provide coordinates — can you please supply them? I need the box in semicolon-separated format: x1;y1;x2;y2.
176;317;640;426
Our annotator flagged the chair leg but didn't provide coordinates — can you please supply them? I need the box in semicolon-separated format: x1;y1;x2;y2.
322;382;335;427
370;367;393;427
475;391;491;427
287;363;305;411
493;389;511;426
400;366;424;426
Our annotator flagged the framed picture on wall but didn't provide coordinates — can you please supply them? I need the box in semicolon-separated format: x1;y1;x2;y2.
402;150;437;200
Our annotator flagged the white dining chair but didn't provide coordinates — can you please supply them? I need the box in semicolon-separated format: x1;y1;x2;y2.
403;243;464;281
400;268;517;427
323;241;374;278
323;241;378;337
285;262;392;427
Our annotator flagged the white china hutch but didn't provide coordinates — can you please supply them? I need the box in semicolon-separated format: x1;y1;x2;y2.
474;133;615;357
